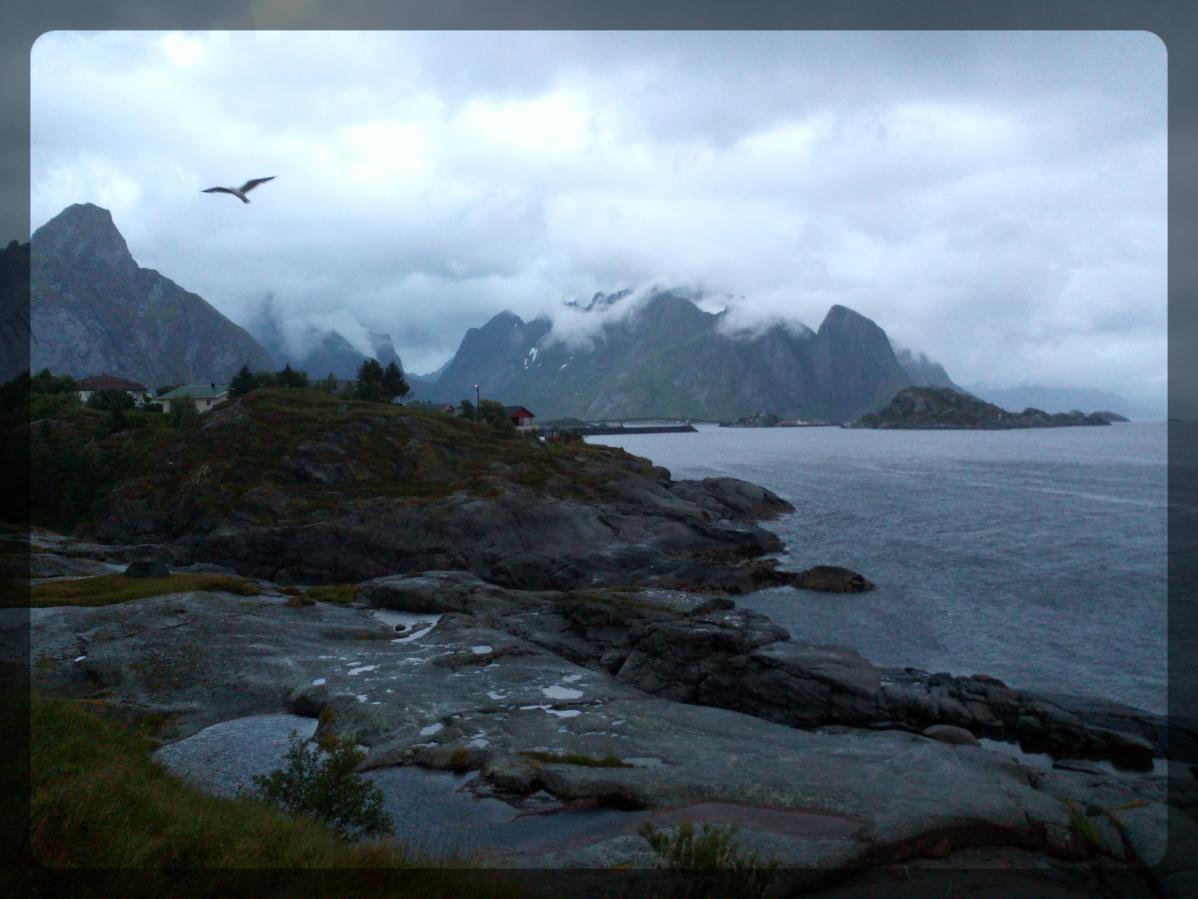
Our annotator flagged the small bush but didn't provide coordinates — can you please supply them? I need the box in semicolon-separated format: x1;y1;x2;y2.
638;820;777;899
249;732;393;841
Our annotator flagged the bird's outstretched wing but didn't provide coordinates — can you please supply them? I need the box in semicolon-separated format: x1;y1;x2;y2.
239;176;275;193
202;187;238;195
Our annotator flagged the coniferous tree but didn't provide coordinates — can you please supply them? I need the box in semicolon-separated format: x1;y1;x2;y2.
382;361;409;401
354;358;385;402
229;365;257;397
277;364;309;389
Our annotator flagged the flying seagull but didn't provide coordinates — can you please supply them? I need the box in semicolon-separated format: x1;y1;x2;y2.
202;176;275;203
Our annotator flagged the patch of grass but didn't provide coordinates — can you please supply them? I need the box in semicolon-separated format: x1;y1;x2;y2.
1064;800;1104;855
28;693;530;893
29;573;259;608
302;584;358;605
30;694;409;868
286;594;317;608
449;748;473;773
638;820;778;899
519;751;632;769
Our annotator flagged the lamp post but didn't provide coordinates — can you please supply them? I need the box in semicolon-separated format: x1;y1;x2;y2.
474;384;480;419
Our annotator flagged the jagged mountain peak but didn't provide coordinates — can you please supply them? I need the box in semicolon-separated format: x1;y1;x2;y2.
483;309;525;329
819;304;877;332
33;203;136;272
30;202;274;384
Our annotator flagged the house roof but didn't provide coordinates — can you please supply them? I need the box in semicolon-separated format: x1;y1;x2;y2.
158;384;229;400
77;373;147;392
504;405;535;418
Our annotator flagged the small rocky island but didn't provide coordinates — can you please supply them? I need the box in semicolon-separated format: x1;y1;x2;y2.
849;386;1121;430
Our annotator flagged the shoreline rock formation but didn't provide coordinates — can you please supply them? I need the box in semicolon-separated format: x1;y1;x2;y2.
849;386;1116;430
14;386;1193;891
13;541;1191;890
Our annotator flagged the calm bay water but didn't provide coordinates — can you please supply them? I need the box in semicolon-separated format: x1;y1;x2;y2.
588;422;1167;715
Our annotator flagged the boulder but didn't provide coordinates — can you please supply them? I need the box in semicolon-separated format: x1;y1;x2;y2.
922;724;981;747
793;565;875;592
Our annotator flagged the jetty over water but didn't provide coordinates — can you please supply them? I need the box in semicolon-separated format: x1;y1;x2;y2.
564;423;697;436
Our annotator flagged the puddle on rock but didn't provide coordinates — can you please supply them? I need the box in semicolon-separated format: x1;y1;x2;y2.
154;712;872;861
154;713;318;796
372;610;443;641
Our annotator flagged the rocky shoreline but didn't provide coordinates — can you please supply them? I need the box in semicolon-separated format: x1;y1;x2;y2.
12;393;1193;895
13;522;1196;894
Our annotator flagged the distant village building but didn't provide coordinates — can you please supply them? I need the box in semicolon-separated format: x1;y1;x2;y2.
505;405;535;429
76;373;149;406
157;383;229;414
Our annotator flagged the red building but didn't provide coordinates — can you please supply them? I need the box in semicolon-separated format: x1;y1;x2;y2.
504;405;535;428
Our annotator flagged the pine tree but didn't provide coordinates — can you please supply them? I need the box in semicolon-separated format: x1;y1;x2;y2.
382;361;409;401
229;365;257;397
354;358;385;402
278;364;309;389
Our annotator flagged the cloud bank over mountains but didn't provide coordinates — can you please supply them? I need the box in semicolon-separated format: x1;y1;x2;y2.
30;30;1165;403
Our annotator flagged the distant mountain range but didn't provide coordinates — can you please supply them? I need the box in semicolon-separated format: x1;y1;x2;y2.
964;384;1164;421
28;203;273;386
413;290;948;422
20;202;1153;423
245;293;404;380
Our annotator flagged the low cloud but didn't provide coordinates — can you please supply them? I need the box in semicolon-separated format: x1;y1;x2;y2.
30;31;1165;398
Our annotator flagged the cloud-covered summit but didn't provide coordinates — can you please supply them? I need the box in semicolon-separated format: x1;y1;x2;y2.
30;30;1165;407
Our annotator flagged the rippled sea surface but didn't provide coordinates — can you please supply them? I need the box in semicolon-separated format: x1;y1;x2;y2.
588;422;1167;715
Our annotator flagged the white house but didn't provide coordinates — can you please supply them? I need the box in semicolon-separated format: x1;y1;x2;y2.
76;373;150;406
157;383;229;414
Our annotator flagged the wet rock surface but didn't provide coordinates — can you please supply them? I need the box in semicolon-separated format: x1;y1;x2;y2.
14;558;1188;887
792;565;875;593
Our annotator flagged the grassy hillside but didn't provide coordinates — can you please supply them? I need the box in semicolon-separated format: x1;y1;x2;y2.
26;388;656;538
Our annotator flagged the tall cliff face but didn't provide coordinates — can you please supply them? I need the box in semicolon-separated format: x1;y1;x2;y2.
30;203;274;386
417;292;918;422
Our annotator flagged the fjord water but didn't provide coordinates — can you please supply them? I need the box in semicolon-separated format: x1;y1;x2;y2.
588;422;1167;715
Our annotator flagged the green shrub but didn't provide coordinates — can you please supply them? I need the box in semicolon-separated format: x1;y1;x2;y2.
30;694;409;869
87;388;135;411
248;732;393;841
638;820;777;899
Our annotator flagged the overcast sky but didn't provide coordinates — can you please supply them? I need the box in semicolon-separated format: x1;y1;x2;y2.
30;30;1165;402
